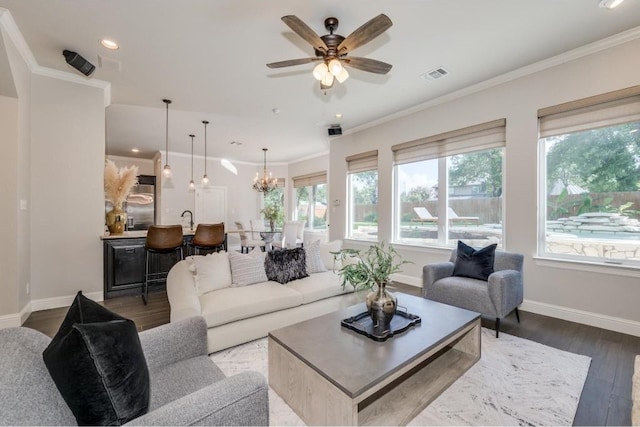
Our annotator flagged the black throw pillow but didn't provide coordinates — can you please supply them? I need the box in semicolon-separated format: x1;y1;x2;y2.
265;247;309;284
452;240;498;281
43;291;150;426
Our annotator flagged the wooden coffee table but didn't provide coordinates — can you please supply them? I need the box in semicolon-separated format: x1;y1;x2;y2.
268;293;481;426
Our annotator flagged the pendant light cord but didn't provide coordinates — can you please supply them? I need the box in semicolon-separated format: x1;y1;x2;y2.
203;121;208;175
163;99;172;165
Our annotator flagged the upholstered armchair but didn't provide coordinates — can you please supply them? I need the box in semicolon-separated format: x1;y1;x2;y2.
423;248;524;337
0;317;269;425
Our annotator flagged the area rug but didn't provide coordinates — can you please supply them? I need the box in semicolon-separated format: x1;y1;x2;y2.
210;328;591;426
633;355;640;426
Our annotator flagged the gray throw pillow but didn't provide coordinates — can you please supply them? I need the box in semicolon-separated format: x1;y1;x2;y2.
452;241;497;281
265;247;309;284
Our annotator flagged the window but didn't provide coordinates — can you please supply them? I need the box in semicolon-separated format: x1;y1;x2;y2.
262;178;285;229
293;172;327;230
539;86;640;265
347;150;378;241
392;120;505;248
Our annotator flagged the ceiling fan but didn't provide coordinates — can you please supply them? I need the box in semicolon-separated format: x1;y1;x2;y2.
266;14;393;89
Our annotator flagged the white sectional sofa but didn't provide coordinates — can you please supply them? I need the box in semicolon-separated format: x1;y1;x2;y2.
167;241;361;354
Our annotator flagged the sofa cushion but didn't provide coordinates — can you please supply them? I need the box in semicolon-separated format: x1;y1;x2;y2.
285;271;354;304
43;291;150;426
320;240;343;271
305;240;328;274
199;282;303;328
452;240;497;281
191;252;232;295
228;248;268;286
265;247;309;284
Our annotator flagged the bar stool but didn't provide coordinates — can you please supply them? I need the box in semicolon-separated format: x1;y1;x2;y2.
190;223;226;255
143;225;183;305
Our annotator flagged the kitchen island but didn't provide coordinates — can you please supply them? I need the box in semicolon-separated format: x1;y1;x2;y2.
101;229;196;299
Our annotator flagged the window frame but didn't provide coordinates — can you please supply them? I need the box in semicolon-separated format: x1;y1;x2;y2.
537;86;640;266
292;171;327;231
346;150;379;242
391;120;506;249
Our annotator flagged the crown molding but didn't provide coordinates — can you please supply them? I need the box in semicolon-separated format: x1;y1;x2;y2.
347;25;640;136
0;7;111;106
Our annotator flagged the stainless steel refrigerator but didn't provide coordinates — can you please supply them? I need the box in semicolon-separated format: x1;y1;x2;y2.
105;175;156;231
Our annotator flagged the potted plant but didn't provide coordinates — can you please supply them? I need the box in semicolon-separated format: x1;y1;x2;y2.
260;204;283;232
338;242;411;331
104;160;138;234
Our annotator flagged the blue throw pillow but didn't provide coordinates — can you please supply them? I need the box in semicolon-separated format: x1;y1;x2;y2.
452;241;497;280
265;247;309;284
43;291;150;425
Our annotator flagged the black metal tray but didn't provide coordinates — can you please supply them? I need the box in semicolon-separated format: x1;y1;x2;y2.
341;307;421;342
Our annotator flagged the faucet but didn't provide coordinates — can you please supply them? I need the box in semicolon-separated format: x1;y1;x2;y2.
181;210;194;230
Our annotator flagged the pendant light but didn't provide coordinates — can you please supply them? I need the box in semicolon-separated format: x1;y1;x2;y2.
162;99;173;178
253;148;278;193
201;120;210;187
188;134;196;192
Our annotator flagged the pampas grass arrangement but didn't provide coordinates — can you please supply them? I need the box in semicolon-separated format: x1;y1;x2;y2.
104;159;139;209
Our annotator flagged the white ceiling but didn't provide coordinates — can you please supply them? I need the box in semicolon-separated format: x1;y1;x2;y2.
2;0;640;163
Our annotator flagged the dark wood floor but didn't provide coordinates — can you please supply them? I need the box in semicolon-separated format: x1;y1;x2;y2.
24;285;639;426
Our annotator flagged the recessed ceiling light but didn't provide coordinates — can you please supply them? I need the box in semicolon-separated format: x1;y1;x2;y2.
131;148;139;153
100;39;119;50
335;113;343;119
599;0;625;9
272;108;280;115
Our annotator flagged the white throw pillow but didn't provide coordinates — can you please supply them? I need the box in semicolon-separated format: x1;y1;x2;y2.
191;252;232;295
320;240;343;271
304;240;328;274
228;247;268;286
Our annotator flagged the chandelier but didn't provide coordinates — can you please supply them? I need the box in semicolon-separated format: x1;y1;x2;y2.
253;148;278;193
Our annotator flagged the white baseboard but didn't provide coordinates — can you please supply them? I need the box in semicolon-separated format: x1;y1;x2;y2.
391;273;422;288
521;299;640;337
0;302;32;329
31;291;104;312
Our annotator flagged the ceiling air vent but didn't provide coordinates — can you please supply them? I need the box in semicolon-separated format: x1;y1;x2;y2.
421;67;450;81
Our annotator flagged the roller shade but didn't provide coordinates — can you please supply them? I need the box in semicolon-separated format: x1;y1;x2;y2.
392;119;506;165
292;171;326;188
346;150;378;173
539;86;640;138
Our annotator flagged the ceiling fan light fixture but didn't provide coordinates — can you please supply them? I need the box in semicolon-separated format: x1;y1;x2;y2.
313;62;328;81
321;71;334;87
336;67;349;83
328;58;343;76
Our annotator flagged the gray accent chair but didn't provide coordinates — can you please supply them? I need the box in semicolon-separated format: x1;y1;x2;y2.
0;316;269;426
423;249;524;337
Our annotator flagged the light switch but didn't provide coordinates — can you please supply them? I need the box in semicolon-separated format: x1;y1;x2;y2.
20;200;27;210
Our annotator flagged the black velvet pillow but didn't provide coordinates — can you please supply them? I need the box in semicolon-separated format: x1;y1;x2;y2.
265;247;309;284
452;241;498;281
43;291;150;426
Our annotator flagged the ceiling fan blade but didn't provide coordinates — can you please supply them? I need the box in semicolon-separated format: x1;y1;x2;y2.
337;14;392;53
281;15;328;54
267;58;321;69
344;57;392;74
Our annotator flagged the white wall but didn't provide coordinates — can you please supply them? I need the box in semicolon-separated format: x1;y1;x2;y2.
330;38;640;334
0;24;31;324
106;154;155;176
30;75;106;302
